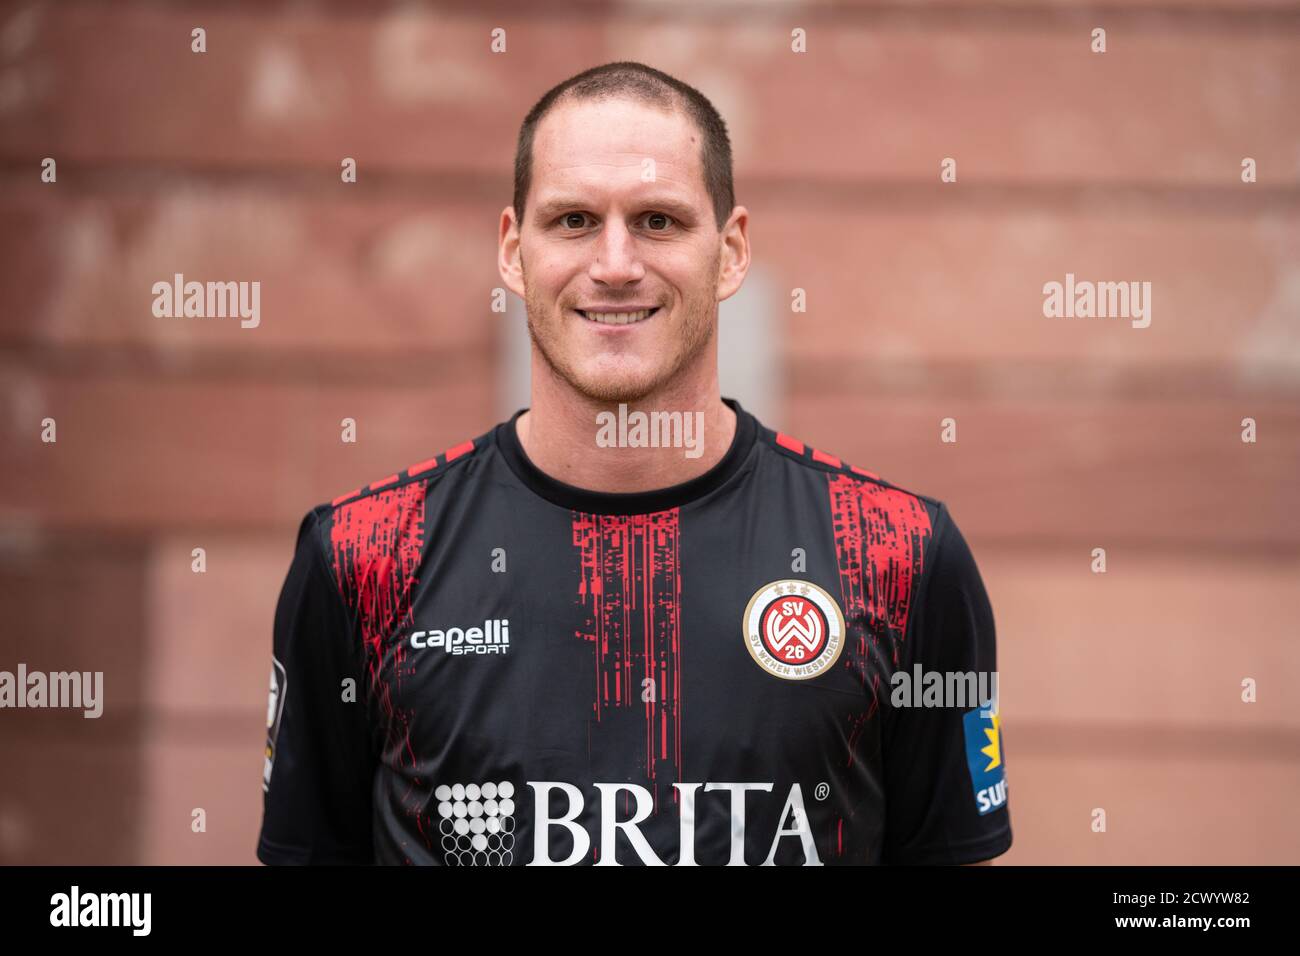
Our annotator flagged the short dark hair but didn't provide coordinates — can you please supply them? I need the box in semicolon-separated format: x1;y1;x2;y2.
512;61;735;232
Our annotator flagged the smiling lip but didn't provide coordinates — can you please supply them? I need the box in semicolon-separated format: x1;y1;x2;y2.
575;306;660;326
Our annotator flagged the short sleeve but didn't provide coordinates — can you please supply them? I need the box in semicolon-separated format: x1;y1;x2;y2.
256;506;378;865
881;502;1013;865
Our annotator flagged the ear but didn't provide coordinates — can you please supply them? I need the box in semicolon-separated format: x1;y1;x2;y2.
498;206;526;300
716;205;750;303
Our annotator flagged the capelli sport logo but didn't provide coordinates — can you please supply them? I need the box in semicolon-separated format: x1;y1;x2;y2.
410;618;510;656
742;580;845;680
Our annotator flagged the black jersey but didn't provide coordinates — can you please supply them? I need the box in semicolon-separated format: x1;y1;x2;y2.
256;397;1012;866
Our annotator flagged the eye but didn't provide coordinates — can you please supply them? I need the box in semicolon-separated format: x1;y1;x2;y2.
558;212;589;229
643;212;674;231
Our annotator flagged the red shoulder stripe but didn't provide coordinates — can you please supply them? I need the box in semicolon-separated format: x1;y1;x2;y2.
445;439;475;462
406;456;439;477
775;432;804;455
331;487;362;506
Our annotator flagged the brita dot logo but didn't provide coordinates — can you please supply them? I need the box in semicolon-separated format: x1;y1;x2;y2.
434;781;516;865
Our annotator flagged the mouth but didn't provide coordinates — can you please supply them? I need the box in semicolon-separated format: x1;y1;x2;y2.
575;306;660;326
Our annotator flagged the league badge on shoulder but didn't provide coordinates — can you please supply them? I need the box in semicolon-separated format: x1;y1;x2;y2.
263;656;287;792
963;696;1008;815
742;579;845;680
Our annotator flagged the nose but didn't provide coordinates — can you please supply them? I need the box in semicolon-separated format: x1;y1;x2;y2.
587;217;646;287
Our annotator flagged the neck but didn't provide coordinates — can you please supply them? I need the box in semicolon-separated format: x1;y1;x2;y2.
516;359;737;494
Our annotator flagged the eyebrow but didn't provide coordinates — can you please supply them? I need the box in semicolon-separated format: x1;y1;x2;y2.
532;195;700;223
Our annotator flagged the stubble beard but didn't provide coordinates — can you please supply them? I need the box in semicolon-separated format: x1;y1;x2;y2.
521;262;718;406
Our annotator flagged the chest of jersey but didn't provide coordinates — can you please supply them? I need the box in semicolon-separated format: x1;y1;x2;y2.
358;497;909;865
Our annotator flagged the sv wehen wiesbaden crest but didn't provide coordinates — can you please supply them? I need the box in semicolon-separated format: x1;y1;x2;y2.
742;580;846;680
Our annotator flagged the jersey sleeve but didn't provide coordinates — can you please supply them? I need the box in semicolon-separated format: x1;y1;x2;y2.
256;505;378;865
881;501;1013;865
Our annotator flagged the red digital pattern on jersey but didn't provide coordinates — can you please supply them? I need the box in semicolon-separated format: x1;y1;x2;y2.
327;480;429;844
571;511;683;806
827;473;932;759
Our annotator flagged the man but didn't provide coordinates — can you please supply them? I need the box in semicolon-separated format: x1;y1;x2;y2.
257;61;1011;866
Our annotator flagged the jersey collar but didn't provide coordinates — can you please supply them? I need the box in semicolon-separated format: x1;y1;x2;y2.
495;396;758;514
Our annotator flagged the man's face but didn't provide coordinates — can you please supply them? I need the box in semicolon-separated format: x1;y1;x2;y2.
502;96;740;404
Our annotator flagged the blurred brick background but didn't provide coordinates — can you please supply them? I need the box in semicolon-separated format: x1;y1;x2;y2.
0;1;1297;864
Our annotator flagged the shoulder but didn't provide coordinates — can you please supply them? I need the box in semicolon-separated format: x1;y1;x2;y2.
753;419;945;531
752;420;959;622
325;432;485;512
300;425;494;597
